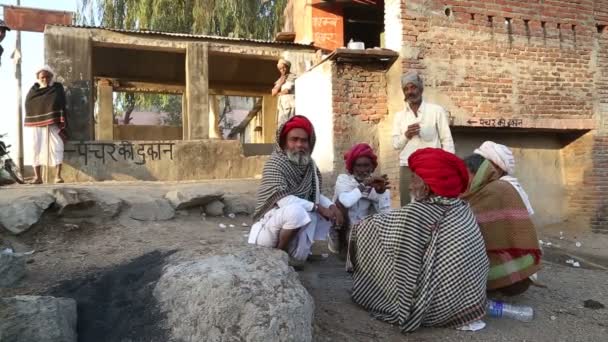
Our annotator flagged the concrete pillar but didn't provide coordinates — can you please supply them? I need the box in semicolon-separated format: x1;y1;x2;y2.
262;94;278;143
96;79;114;140
44;27;93;140
185;42;209;140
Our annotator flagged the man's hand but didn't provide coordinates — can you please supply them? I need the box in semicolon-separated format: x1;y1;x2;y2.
329;205;344;227
317;205;335;222
318;205;344;227
405;123;420;139
370;175;390;194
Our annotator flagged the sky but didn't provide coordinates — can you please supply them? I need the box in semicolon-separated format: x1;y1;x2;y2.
0;0;78;162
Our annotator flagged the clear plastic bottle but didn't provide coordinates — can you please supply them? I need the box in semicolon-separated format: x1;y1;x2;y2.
486;300;534;322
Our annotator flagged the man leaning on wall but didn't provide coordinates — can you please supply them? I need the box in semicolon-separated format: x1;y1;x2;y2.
392;71;455;206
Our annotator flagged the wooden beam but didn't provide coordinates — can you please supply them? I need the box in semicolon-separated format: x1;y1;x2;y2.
113;80;185;94
209;81;272;94
227;99;263;139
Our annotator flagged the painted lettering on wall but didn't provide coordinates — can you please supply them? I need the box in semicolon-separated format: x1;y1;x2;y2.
64;141;175;165
466;118;524;128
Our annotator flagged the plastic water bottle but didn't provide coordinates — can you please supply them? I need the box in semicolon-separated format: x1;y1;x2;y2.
486;300;534;322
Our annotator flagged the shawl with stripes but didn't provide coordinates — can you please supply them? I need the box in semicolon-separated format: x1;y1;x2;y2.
461;160;541;290
253;117;321;220
24;82;67;139
350;196;489;332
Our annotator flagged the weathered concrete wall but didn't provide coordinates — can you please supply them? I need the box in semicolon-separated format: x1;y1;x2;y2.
60;140;267;182
296;62;334;173
114;125;183;141
453;130;566;228
45;27;93;141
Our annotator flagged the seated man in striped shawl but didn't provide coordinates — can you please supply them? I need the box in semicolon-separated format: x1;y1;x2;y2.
462;141;541;296
350;148;489;332
248;115;344;263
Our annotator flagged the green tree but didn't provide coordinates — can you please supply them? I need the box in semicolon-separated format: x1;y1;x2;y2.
81;0;287;128
78;0;287;39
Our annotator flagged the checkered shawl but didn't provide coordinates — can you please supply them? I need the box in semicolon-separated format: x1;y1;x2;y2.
253;119;321;220
351;196;489;332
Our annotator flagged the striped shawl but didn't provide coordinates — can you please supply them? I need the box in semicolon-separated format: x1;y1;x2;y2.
461;160;541;290
351;196;489;332
253;117;321;220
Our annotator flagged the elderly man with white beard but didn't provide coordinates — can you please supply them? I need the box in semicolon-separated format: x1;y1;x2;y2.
248;115;344;264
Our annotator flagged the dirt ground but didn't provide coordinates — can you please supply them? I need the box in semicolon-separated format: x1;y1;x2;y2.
1;184;607;341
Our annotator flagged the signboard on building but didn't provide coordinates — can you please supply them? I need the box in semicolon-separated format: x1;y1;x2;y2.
3;5;72;33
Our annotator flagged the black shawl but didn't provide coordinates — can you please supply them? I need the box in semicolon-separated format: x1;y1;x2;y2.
24;82;67;139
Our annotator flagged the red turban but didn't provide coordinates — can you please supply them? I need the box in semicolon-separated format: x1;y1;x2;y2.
344;143;378;174
408;148;469;198
280;115;313;143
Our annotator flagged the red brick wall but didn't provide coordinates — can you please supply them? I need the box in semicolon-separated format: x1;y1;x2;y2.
401;0;598;121
332;62;389;173
397;0;608;232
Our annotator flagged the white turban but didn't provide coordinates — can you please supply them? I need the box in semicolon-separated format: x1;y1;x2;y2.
401;70;424;90
35;65;55;84
474;141;515;175
474;141;534;215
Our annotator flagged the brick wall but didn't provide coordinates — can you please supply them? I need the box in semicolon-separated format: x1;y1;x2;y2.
382;0;608;232
332;62;389;172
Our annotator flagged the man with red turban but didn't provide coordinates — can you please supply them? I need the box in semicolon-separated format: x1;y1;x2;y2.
329;143;391;254
349;148;489;332
248;115;344;265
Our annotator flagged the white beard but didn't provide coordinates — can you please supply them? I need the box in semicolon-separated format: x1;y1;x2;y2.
286;150;311;166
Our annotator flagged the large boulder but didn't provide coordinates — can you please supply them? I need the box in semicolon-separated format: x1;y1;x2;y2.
0;295;77;342
204;200;225;217
128;198;175;221
53;188;123;218
0;193;55;234
165;189;223;210
0;250;26;287
154;248;314;342
223;194;256;215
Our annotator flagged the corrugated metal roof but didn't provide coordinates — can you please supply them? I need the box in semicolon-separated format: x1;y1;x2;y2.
50;24;315;49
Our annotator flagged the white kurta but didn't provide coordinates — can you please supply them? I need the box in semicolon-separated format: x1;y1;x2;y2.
392;101;455;166
333;174;391;226
248;194;333;261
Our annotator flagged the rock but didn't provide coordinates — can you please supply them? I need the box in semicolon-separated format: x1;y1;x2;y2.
0;251;26;287
0;295;77;342
223;194;256;215
205;200;225;217
154;248;314;342
129;198;175;221
165;189;223;210
583;299;605;310
53;188;123;218
0;193;55;234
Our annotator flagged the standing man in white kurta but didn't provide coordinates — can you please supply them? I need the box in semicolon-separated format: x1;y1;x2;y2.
392;71;455;206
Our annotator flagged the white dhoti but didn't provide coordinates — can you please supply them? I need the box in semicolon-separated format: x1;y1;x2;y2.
248;203;331;261
31;124;64;167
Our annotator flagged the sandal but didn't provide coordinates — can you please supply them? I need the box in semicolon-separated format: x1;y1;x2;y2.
29;179;43;185
54;178;64;184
